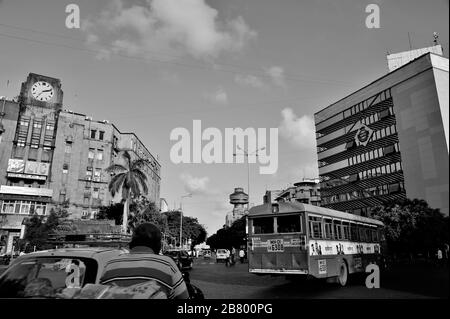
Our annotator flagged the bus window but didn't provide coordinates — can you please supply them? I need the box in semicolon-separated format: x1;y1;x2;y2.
333;220;342;240
372;229;379;242
308;216;323;239
277;215;301;233
253;217;274;234
350;223;358;241
324;218;333;239
342;222;350;240
359;226;366;242
365;228;373;242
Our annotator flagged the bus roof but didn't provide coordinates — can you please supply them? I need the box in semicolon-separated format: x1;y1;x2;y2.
248;202;383;226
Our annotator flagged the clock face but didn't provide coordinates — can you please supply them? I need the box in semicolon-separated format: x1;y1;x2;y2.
31;81;54;102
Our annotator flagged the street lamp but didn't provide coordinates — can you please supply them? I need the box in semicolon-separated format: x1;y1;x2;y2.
180;194;192;249
233;146;266;209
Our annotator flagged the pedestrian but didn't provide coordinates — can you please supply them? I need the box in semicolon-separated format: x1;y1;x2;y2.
231;247;236;265
437;248;443;267
239;249;245;264
225;249;231;267
99;223;190;299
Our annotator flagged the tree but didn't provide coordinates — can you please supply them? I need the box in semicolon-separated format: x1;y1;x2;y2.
96;203;124;225
371;198;449;259
106;150;149;234
163;210;207;249
128;197;167;233
206;216;246;250
22;208;69;251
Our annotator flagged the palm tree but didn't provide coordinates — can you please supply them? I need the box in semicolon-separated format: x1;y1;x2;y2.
106;151;149;234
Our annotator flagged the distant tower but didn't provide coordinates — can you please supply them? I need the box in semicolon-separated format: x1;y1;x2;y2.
226;188;249;227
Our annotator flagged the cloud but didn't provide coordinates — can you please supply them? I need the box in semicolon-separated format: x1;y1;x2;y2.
83;0;256;60
234;74;264;88
203;87;228;105
279;108;316;149
265;66;286;88
180;173;213;196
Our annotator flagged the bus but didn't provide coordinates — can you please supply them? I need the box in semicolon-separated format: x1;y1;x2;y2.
247;201;384;286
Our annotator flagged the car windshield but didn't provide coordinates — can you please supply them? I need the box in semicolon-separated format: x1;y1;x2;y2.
217;249;227;254
0;257;98;298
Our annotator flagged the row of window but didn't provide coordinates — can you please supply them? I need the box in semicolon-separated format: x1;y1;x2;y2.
316;89;392;140
252;215;302;235
16;118;55;149
90;129;105;140
85;167;102;182
1;200;47;215
88;148;104;161
349;142;400;166
321;181;405;205
309;216;381;242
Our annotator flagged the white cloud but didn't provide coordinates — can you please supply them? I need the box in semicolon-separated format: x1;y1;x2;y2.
234;74;264;88
83;0;256;60
279;108;316;149
265;66;286;88
203;87;228;105
180;173;213;195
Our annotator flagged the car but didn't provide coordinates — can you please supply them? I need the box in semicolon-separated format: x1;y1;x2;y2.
164;249;193;270
0;247;129;298
202;249;211;259
215;249;228;263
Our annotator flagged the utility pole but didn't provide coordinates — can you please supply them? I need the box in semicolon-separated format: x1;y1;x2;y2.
180;194;192;249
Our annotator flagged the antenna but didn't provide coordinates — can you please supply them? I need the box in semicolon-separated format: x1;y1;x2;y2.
407;32;413;50
433;32;439;46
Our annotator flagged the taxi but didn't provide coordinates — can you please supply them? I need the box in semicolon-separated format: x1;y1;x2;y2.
0;247;129;298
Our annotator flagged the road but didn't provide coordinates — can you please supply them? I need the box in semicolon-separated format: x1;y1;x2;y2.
189;258;448;299
1;259;447;299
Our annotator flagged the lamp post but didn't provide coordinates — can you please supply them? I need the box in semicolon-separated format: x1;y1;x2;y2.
233;146;265;209
180;194;192;249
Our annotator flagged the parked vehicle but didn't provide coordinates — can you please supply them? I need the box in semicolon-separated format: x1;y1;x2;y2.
202;249;211;259
215;249;228;263
164;249;194;270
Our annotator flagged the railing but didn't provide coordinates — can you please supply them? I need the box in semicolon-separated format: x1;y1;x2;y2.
46;232;132;248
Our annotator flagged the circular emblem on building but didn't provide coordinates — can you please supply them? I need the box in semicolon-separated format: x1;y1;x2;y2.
354;124;373;147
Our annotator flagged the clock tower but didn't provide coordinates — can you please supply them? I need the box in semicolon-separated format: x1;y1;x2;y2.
19;73;63;110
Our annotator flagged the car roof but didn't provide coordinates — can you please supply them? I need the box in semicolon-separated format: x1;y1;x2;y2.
14;247;129;260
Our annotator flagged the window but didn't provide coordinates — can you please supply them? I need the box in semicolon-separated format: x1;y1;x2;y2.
86;167;93;180
62;164;69;174
99;131;105;140
308;216;323;239
65;142;72;153
333;220;342;240
342;222;350;240
350;223;358;241
379;109;390;119
97;149;103;161
94;168;101;182
277;215;301;233
253;217;274;234
92;188;99;199
90;130;96;139
324;218;333;239
88;148;95;159
345;140;355;150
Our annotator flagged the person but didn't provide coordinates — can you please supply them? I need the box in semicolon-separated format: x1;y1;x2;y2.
225;249;231;267
231;247;236;265
99;223;189;299
437;248;443;267
239;249;245;264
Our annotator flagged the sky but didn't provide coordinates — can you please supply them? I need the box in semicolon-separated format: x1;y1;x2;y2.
0;0;448;235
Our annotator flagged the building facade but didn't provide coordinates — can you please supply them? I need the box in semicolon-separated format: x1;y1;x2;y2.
275;179;321;206
315;52;448;217
0;73;161;254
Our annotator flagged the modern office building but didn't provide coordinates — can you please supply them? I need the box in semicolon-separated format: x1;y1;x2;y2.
315;52;448;216
0;73;161;254
275;178;321;206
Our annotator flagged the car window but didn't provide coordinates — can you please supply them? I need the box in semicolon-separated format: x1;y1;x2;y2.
0;257;98;298
217;249;226;254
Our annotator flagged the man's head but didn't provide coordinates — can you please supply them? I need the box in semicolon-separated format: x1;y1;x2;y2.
129;223;162;253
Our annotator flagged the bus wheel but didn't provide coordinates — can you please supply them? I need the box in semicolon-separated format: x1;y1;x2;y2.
338;262;348;287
